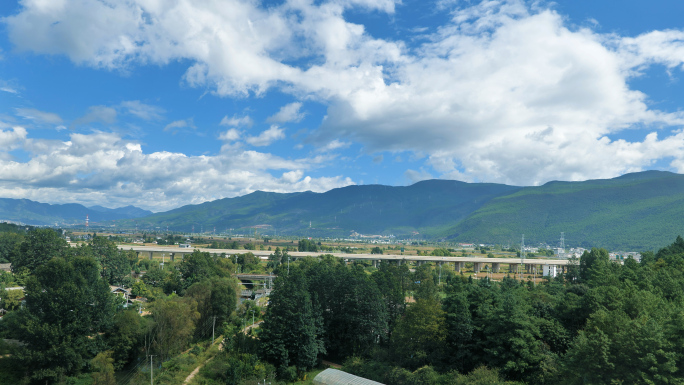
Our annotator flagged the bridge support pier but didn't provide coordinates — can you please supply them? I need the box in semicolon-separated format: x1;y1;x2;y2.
148;251;154;260
509;263;518;273
169;253;175;262
372;260;377;268
473;262;482;273
492;263;500;273
455;262;464;272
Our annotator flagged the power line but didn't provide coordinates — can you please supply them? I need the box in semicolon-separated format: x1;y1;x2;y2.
119;358;148;385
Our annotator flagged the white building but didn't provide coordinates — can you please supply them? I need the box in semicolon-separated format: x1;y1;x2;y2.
543;265;558;277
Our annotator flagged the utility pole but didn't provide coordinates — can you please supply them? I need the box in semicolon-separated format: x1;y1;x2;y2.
251;310;255;326
287;256;290;275
212;316;216;345
438;261;442;285
520;234;525;281
150;355;155;385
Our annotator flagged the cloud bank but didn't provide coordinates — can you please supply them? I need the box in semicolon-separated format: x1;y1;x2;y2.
4;0;684;207
0;126;353;211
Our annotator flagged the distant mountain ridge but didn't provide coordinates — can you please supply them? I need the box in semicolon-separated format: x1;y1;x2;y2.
121;179;520;238
444;170;684;250
121;170;684;250
6;170;684;250
0;199;152;226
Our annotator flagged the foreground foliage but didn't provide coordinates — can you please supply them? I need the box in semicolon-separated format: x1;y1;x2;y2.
6;228;684;384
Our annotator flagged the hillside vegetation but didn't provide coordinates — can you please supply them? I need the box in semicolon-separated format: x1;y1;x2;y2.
446;170;684;250
124;170;684;251
122;180;519;237
0;198;151;225
6;171;684;251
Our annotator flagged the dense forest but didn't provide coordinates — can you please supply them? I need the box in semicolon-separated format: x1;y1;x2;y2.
257;239;684;385
3;225;684;384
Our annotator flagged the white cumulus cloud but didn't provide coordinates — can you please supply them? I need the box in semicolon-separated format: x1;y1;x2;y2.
245;125;286;147
267;102;305;123
5;0;684;186
219;128;241;142
0;128;354;210
220;115;253;128
164;118;196;133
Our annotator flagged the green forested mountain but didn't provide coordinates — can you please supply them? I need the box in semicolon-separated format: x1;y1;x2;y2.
126;170;684;250
122;179;520;237
7;171;684;250
0;198;151;226
445;170;684;250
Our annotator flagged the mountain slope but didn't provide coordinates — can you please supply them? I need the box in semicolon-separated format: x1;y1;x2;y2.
445;170;684;250
124;180;521;236
7;170;684;250
0;199;152;226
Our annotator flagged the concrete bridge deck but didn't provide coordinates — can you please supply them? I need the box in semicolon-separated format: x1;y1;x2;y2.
115;244;571;273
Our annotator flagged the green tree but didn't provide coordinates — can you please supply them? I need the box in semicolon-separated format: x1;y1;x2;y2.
444;290;474;372
238;252;259;272
149;296;200;360
89;236;131;286
9;256;115;382
372;263;408;339
131;280;151;298
106;309;147;369
209;277;239;330
186;277;238;337
178;250;223;288
11;228;69;274
297;239;318;252
142;267;168;288
480;291;543;381
562;304;677;384
413;264;439;302
268;247;283;269
579;248;610;283
91;350;116;385
0;232;23;264
260;268;325;373
391;297;446;369
1;288;23;310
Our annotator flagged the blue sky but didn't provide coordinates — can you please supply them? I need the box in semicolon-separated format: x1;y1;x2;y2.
1;0;684;211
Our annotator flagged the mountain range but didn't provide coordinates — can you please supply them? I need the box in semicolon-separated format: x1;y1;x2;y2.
3;170;684;250
0;199;152;226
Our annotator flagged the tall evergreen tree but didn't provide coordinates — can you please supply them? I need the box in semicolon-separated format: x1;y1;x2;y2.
8;256;115;382
260;268;325;373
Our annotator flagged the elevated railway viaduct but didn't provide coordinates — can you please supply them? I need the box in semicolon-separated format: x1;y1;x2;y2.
114;245;570;275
